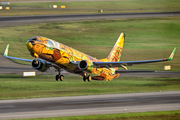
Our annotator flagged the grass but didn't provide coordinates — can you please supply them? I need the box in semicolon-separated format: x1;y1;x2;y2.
0;0;180;16
0;17;180;71
13;110;180;120
7;0;180;9
0;75;179;100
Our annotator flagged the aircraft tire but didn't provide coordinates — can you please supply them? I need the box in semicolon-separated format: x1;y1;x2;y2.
55;75;59;81
87;76;91;82
60;75;64;81
83;76;87;82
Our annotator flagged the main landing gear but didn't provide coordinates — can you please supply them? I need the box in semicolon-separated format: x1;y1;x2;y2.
56;69;64;81
56;74;64;81
83;73;91;82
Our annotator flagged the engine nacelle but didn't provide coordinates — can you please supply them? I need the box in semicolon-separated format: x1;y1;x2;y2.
78;60;94;72
31;59;50;72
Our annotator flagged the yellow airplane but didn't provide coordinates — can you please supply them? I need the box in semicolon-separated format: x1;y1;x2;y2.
4;33;176;82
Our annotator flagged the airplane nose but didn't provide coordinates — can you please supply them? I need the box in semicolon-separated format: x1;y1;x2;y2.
26;41;33;50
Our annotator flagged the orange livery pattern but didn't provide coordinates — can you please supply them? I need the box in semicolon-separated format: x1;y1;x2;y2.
4;33;176;82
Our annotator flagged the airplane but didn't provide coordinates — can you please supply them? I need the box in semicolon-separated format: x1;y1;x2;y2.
3;33;176;82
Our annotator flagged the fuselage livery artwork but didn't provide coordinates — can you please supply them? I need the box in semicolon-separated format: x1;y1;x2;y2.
4;33;176;82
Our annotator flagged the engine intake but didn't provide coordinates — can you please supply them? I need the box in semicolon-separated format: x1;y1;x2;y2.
78;60;93;72
31;59;50;72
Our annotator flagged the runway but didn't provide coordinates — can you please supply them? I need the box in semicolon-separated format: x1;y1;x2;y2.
0;91;179;119
1;12;180;28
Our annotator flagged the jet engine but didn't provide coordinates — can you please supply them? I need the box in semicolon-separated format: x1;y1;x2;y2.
78;60;94;72
31;59;50;72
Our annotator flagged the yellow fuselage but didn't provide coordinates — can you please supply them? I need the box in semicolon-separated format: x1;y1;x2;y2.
26;36;119;81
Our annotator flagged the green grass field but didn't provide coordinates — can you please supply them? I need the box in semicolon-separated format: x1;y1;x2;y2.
7;0;180;9
0;75;179;100
14;110;180;120
0;0;180;16
0;17;180;71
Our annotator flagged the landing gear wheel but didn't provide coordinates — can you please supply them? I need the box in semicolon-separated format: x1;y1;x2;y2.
87;76;91;82
55;75;64;81
56;75;59;81
55;69;64;81
83;76;87;82
60;75;64;81
83;75;91;82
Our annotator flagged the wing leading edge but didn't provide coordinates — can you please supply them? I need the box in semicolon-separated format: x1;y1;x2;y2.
4;44;33;62
93;48;176;68
3;44;60;70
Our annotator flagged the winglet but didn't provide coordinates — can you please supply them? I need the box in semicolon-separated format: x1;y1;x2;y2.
4;44;9;57
3;44;32;62
167;47;176;61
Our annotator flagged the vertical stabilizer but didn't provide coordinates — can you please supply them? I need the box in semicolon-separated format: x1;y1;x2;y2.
107;33;125;62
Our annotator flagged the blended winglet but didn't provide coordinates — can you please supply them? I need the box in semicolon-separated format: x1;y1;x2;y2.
4;44;9;57
167;47;176;61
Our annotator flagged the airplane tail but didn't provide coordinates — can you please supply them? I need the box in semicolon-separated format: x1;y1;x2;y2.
107;33;125;62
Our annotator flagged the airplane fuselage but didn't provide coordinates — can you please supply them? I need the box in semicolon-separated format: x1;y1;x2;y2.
26;36;119;81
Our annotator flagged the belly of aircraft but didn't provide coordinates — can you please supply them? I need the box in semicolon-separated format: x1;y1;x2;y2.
38;53;117;81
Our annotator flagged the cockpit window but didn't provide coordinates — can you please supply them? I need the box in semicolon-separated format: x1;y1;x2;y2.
28;38;34;41
28;37;42;42
32;38;37;40
36;39;42;42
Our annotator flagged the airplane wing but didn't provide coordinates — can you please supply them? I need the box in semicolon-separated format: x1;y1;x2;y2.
115;70;156;73
93;48;176;68
4;44;32;62
4;44;60;71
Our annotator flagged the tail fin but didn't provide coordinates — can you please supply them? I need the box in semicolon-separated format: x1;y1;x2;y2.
107;33;125;62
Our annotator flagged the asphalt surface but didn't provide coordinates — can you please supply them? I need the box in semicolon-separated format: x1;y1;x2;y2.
1;12;180;28
0;91;179;119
